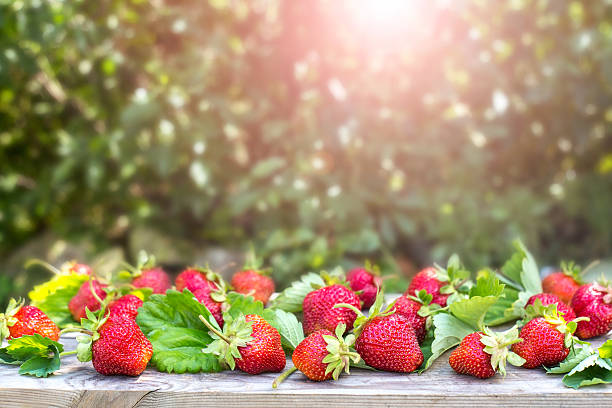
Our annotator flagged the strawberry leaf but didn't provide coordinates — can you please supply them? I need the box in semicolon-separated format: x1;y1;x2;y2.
224;292;265;321
546;344;595;374
562;355;612;389
0;334;64;378
264;308;304;351
448;272;504;330
28;273;89;327
136;289;223;373
599;339;612;359
269;272;325;312
483;286;520;326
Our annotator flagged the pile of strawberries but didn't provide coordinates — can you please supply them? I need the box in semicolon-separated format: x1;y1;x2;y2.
0;244;611;390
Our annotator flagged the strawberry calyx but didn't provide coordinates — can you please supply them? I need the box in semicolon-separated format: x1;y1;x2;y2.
406;289;443;318
0;298;24;341
363;260;382;277
242;248;271;276
560;260;584;284
119;250;157;280
199;313;254;370
312;268;349;290
593;280;612;304
435;254;471;297
335;289;392;338
479;326;525;376
321;323;361;380
535;304;590;348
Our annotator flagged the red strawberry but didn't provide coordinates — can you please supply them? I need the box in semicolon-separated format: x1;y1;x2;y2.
405;267;449;307
108;295;143;320
347;262;382;309
570;282;612;339
0;299;60;342
542;262;583;304
132;267;171;295
392;289;439;344
231;269;275;305
176;267;227;327
337;292;423;373
68;280;108;321
526;293;575;321
273;323;360;387
449;328;524;379
511;308;585;368
302;284;360;336
200;313;286;375
91;315;153;376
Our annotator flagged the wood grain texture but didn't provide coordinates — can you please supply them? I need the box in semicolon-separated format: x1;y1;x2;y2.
1;295;611;408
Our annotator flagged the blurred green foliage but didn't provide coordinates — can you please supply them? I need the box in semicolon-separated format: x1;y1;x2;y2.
1;0;611;294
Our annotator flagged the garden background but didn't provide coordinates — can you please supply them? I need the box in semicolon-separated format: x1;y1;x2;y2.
1;0;611;307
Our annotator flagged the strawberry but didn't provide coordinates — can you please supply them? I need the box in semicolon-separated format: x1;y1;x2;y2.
346;261;382;309
449;327;524;379
392;289;440;344
91;315;153;376
121;252;170;294
108;294;143;320
0;299;60;342
405;259;469;307
525;293;575;321
570;282;612;339
68;280;108;321
176;267;227;327
199;313;286;374
302;284;360;336
132;267;171;295
273;323;360;387
231;269;275;305
511;307;586;368
542;261;583;304
337;291;423;373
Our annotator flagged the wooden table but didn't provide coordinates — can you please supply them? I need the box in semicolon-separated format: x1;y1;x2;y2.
2;337;611;407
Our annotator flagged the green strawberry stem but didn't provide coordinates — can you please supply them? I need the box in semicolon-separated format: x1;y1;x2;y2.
272;366;297;388
24;259;62;275
59;350;78;357
198;314;231;344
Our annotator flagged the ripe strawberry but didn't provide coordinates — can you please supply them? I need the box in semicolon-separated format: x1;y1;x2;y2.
68;280;108;321
132;267;171;295
302;284;360;336
0;299;60;342
231;269;275;305
273;323;360;387
405;267;450;307
176;267;227;327
200;313;286;375
511;308;586;368
108;295;143;320
392;289;439;344
347;262;382;309
337;291;423;373
91;315;153;376
542;261;583;304
525;293;575;321
449;328;524;379
570;282;612;339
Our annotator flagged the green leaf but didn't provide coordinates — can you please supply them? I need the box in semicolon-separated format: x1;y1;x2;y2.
269;272;325;312
1;335;64;377
599;339;612;358
562;355;612;389
263;308;304;351
420;314;475;371
500;240;542;295
18;344;61;378
223;292;265;321
484;286;520;326
28;273;89;327
136;289;222;373
449;273;504;330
